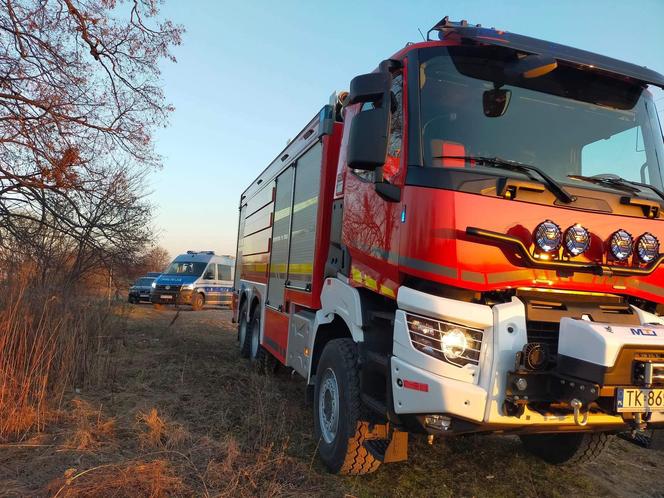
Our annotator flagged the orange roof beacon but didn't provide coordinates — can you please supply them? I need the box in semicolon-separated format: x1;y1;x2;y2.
233;16;664;474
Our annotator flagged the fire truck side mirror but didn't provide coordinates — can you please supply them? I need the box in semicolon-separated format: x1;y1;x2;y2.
348;72;391;105
347;107;389;171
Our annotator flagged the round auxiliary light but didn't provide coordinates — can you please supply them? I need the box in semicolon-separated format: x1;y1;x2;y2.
564;224;591;256
534;220;562;253
609;229;633;261
440;328;468;361
637;232;659;263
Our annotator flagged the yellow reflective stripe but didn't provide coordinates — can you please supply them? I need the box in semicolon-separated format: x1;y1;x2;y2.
268;263;314;275
364;275;378;291
274;196;319;222
380;285;395;298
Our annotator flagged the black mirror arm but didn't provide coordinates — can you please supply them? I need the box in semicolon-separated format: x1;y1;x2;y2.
373;167;401;202
375;182;401;202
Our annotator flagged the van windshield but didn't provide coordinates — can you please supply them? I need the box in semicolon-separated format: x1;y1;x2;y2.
417;46;664;191
163;261;207;276
135;278;154;286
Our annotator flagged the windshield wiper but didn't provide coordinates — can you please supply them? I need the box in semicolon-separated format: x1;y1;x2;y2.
433;155;576;204
568;174;664;203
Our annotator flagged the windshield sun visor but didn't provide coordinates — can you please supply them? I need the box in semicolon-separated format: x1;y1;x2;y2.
431;20;664;90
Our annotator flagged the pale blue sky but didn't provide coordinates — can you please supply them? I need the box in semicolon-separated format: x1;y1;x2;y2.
151;0;664;258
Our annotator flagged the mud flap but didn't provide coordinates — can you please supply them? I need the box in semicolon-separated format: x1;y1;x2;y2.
362;425;408;463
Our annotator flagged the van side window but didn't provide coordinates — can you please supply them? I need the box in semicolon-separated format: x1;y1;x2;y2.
217;264;231;281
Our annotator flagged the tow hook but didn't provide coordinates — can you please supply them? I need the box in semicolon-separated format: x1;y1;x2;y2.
571;398;588;426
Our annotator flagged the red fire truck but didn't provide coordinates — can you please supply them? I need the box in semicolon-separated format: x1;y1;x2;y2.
233;17;664;474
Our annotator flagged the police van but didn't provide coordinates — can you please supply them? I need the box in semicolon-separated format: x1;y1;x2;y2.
150;251;234;310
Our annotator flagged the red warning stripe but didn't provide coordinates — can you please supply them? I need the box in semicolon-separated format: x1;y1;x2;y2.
403;379;429;392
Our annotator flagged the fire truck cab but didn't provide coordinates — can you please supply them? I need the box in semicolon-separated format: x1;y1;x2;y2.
234;17;664;474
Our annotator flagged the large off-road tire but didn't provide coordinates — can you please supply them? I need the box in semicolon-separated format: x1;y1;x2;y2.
238;303;251;358
244;306;279;373
248;307;261;361
520;432;612;465
192;292;205;311
313;338;381;475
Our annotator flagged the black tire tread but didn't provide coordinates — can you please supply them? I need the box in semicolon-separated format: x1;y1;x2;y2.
565;432;611;465
238;304;251;358
520;432;612;466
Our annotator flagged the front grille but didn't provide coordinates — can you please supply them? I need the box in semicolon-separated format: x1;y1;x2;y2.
155;284;180;292
526;320;560;355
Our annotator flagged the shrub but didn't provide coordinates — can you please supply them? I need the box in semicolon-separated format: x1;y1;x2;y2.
0;275;125;441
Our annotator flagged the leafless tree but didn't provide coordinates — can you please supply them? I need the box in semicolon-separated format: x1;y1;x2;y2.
0;0;182;282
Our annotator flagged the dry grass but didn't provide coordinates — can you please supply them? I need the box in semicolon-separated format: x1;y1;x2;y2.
0;276;125;442
136;408;190;450
63;399;116;451
0;306;661;497
49;459;186;498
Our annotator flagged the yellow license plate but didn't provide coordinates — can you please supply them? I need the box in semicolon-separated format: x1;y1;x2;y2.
616;388;664;412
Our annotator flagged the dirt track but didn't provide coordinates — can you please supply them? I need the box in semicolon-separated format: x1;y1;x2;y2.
1;306;663;497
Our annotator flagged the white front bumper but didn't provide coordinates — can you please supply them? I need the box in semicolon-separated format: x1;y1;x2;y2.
391;286;664;427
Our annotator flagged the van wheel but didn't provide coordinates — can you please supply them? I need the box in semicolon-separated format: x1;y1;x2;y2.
314;338;381;475
192;293;205;311
238;303;251;358
520;432;612;465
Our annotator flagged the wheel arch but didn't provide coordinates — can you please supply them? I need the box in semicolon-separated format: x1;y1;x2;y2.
309;315;353;383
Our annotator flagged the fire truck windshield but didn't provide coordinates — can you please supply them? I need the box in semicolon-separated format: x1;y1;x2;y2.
418;46;664;194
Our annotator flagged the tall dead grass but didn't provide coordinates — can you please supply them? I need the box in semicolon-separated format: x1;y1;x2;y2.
0;276;125;441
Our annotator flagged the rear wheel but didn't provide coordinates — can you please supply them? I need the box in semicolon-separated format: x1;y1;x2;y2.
192;292;205;311
238;303;251;358
313;338;381;475
520;432;612;465
248;307;261;360
246;306;279;373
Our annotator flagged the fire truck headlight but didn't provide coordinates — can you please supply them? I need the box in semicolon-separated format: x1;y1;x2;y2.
609;229;633;261
405;313;483;368
440;328;468;361
637;232;659;263
564;224;590;256
534;220;562;253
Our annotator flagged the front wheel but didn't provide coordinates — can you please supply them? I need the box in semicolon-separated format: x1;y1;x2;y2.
313;338;381;475
192;293;205;311
520;432;612;465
